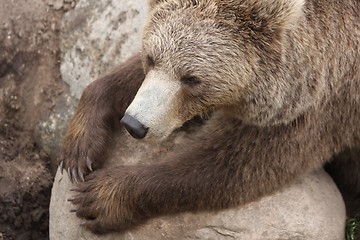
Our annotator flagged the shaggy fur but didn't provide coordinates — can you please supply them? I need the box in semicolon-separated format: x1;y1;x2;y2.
59;0;360;235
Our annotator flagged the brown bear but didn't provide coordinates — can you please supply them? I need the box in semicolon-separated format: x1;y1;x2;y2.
59;0;360;235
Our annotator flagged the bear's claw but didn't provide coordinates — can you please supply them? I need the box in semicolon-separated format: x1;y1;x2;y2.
57;130;110;183
58;157;94;183
72;168;79;183
59;160;64;174
86;157;93;172
78;168;85;182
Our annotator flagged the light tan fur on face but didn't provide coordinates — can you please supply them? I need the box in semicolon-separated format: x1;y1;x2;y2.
125;70;183;141
140;2;249;138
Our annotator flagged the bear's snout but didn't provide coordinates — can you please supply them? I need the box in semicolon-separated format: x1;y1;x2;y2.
121;113;148;139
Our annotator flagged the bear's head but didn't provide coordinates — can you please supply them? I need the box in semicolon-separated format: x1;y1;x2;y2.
123;0;309;141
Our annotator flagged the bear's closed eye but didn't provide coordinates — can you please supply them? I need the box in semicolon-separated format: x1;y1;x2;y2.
181;76;201;86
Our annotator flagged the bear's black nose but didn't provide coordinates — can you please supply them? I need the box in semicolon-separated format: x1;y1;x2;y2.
120;114;148;139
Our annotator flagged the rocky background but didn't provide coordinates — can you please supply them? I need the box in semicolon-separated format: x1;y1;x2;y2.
0;0;65;239
0;0;349;239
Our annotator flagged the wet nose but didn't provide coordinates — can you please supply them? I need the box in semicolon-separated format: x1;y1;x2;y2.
120;114;148;139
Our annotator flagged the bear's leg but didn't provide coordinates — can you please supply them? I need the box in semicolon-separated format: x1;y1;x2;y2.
326;149;360;214
326;148;360;239
70;113;335;234
59;54;145;182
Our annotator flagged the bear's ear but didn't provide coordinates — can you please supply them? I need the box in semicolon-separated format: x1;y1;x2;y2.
232;0;305;46
259;0;305;30
149;0;167;9
149;0;202;10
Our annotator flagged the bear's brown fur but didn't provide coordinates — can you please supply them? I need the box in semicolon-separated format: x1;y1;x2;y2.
59;0;360;235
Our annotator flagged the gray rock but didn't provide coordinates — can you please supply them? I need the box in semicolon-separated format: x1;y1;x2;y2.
35;0;148;170
48;0;346;239
48;0;64;10
60;0;149;99
50;128;346;240
50;136;346;240
35;94;76;172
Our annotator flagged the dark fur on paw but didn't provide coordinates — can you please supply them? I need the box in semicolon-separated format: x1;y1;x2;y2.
58;85;116;183
69;168;145;234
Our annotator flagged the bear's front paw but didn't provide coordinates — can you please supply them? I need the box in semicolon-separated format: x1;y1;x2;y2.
58;105;114;183
69;168;144;234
